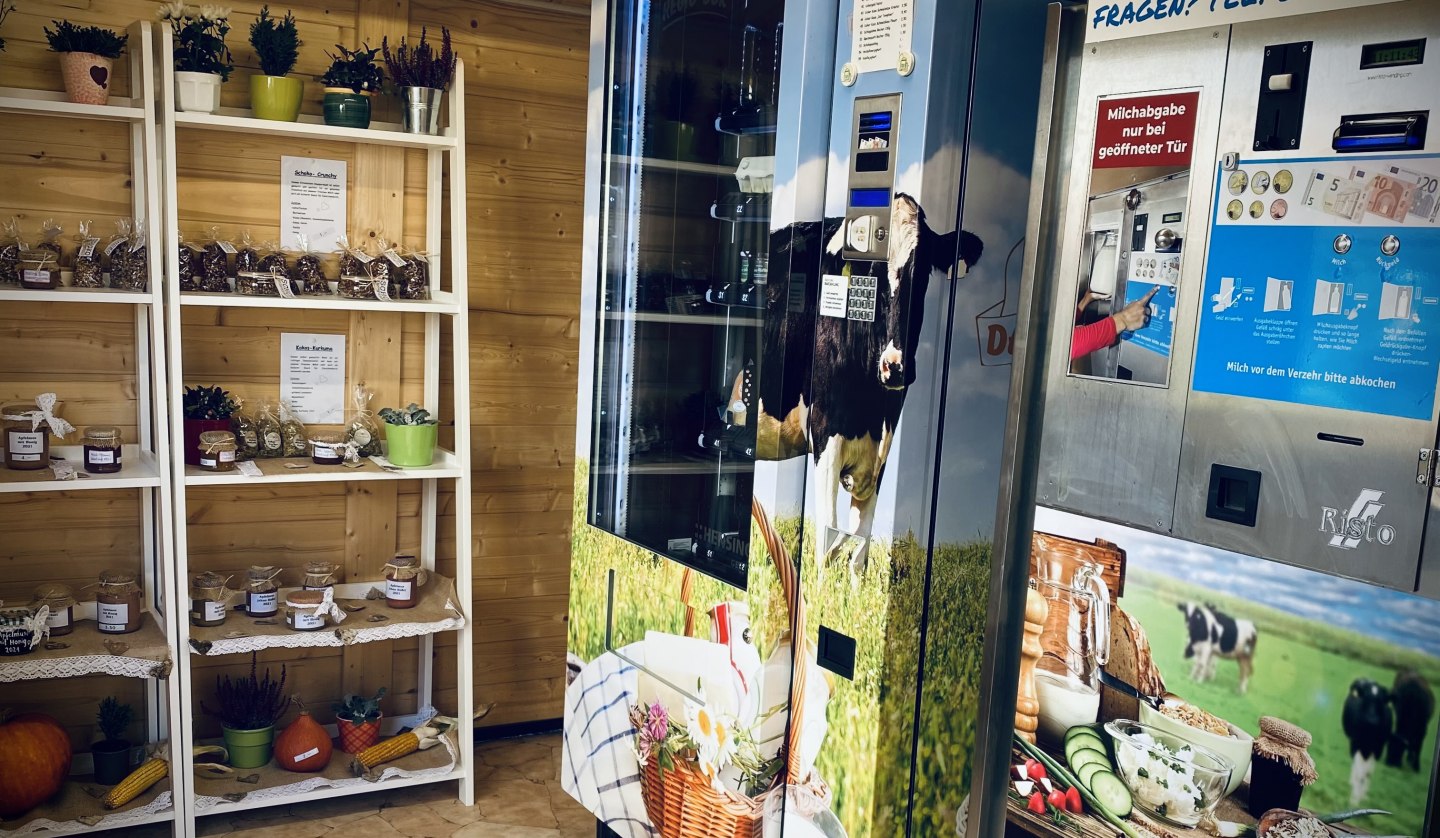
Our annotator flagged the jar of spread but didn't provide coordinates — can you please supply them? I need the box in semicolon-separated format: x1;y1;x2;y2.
301;560;340;592
384;555;426;609
95;569;142;634
0;606;48;656
3;397;71;471
1248;716;1317;816
83;426;123;474
189;571;231;627
197;430;238;471
309;432;344;465
245;566;282;618
17;249;59;289
285;589;345;631
31;583;75;637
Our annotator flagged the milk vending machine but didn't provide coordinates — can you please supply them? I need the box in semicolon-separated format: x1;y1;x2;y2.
562;0;1049;835
985;1;1440;836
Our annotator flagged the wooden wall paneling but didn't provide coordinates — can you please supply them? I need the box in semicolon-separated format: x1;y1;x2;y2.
0;676;152;753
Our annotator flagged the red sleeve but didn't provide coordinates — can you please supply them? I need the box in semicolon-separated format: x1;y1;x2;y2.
1071;317;1118;360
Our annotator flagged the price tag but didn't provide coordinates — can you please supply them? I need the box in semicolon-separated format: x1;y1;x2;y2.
78;238;100;259
104;238;127;255
383;249;407;267
375;278;393;301
218;241;238;254
276;276;297;299
351;249;373;264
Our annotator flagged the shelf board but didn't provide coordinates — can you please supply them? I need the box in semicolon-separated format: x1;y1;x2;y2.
178;289;461;314
0;775;171;836
183;448;463;486
604;310;762;326
0;87;146;122
0;447;162;494
0;286;157;305
174;108;459;149
187;576;465;656
0;612;171;683
606;154;737;177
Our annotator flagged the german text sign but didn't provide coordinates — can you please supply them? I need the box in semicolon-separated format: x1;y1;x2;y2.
1092;92;1200;169
1086;0;1403;44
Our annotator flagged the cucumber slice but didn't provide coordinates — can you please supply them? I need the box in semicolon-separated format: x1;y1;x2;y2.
1064;726;1105;747
1064;730;1106;756
1090;771;1133;818
1067;748;1110;774
1077;761;1109;790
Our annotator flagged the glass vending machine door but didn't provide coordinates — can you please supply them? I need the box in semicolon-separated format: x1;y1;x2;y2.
589;0;784;589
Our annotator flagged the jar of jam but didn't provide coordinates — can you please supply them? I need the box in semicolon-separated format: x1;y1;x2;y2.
95;569;143;634
310;432;344;465
197;431;238;471
301;560;340;592
245;566;281;618
17;249;59;289
384;555;426;609
83;426;123;474
285;590;344;631
31;583;75;637
0;606;47;656
189;571;231;627
1248;716;1317;816
3;401;51;471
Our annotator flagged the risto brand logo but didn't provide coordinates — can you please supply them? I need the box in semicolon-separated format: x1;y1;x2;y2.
1320;488;1397;549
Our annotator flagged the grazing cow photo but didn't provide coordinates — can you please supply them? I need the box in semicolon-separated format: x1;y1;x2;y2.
753;194;983;573
1343;677;1394;806
1177;601;1257;694
1386;668;1435;773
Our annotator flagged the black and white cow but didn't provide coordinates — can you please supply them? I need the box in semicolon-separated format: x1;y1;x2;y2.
1386;668;1434;773
753;194;982;573
1343;677;1394;806
1176;602;1257;694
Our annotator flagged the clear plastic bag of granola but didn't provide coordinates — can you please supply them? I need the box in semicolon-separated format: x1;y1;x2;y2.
112;219;148;291
254;400;285;458
177;231;200;291
293;235;329;295
105;219;133;287
36;218;63;257
234;229;260;275
0;217;22;285
229;398;259;461
336;232;363;278
257;240;290;279
397;245;430;300
199;226;230;292
345;385;384;458
72;220;105;288
238;241;295;296
278;401;309;457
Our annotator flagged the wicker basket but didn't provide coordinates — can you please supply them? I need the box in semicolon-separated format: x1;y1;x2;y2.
636;498;807;838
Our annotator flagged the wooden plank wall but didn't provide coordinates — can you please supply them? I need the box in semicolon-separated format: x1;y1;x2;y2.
0;0;587;733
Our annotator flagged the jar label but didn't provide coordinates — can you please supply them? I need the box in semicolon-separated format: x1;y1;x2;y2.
200;456;217;468
292;611;325;630
21;269;53;287
88;449;117;465
8;430;44;461
264;432;282;451
98;602;130;630
293;746;320;763
248;591;278;613
385;579;413;600
203;600;226;621
303;584;331;592
220;450;236;463
45;608;71;630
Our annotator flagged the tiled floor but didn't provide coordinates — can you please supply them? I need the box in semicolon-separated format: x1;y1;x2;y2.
119;734;594;838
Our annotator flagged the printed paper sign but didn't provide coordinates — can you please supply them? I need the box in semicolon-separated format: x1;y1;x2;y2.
1086;0;1403;44
852;0;913;74
280;333;346;424
280;156;347;253
820;274;849;318
1092;92;1199;169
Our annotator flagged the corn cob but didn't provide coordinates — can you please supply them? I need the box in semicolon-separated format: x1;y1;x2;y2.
352;731;420;773
102;757;168;809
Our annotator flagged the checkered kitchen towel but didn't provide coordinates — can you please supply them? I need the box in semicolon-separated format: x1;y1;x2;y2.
562;644;656;838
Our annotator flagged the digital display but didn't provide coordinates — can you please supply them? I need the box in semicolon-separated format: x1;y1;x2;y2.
850;188;891;208
1360;39;1425;69
856;151;890;173
859;111;893;132
1162;212;1183;223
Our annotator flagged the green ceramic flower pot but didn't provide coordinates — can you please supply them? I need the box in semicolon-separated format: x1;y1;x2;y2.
221;725;275;769
383;423;437;467
323;89;372;129
251;75;303;122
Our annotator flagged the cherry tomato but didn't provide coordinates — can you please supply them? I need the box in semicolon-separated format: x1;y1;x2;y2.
1027;791;1047;815
1047;789;1068;812
1065;786;1084;814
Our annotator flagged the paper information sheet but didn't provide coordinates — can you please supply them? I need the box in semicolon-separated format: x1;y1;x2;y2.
281;333;346;424
853;0;912;74
820;274;850;318
280;156;347;253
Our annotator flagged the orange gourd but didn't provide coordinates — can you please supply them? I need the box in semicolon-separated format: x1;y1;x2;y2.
0;710;73;818
274;709;332;773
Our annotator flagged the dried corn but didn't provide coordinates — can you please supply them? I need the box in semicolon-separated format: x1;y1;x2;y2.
103;757;168;809
351;731;419;773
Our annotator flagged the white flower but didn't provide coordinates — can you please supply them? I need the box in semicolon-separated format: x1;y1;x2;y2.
684;702;737;792
156;1;187;21
199;4;229;21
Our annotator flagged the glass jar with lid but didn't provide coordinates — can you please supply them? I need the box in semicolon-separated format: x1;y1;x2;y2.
197;430;238;471
3;401;51;471
285;590;337;631
189;572;231;627
301;560;340;592
245;566;282;618
31;583;75;636
384;555;426;609
95;569;142;634
83;426;123;474
309;432;345;466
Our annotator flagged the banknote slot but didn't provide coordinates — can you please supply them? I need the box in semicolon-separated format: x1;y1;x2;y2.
1317;432;1365;446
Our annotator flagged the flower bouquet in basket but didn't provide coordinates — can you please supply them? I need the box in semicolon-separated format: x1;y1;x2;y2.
631;699;780;838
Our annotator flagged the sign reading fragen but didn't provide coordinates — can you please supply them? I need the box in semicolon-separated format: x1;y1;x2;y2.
1086;0;1403;44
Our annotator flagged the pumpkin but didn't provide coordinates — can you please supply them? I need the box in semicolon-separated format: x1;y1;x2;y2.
0;710;73;818
274;710;331;772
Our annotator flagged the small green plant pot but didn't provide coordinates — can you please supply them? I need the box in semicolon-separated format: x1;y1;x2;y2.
91;739;132;785
251;74;303;121
323;89;371;129
384;423;437;467
221;725;275;769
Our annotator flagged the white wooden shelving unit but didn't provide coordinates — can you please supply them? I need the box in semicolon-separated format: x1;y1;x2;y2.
155;25;474;838
0;21;186;838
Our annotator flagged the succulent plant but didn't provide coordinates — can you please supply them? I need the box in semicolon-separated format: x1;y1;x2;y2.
332;687;386;722
378;403;437;426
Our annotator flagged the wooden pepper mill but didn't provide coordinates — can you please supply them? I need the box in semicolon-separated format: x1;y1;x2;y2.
1015;585;1048;744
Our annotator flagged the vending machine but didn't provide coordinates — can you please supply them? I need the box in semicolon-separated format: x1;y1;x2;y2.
562;0;1047;835
984;1;1440;836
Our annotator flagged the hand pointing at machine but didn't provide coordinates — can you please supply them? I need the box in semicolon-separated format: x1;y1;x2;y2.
1112;286;1158;333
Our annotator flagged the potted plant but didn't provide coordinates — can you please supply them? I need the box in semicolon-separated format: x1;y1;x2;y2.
378;403;439;467
382;27;455;135
44;20;128;106
248;6;302;121
159;2;233;114
91;697;134;785
333;687;385;753
181;385;238;466
202;655;288;769
320;44;383;129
